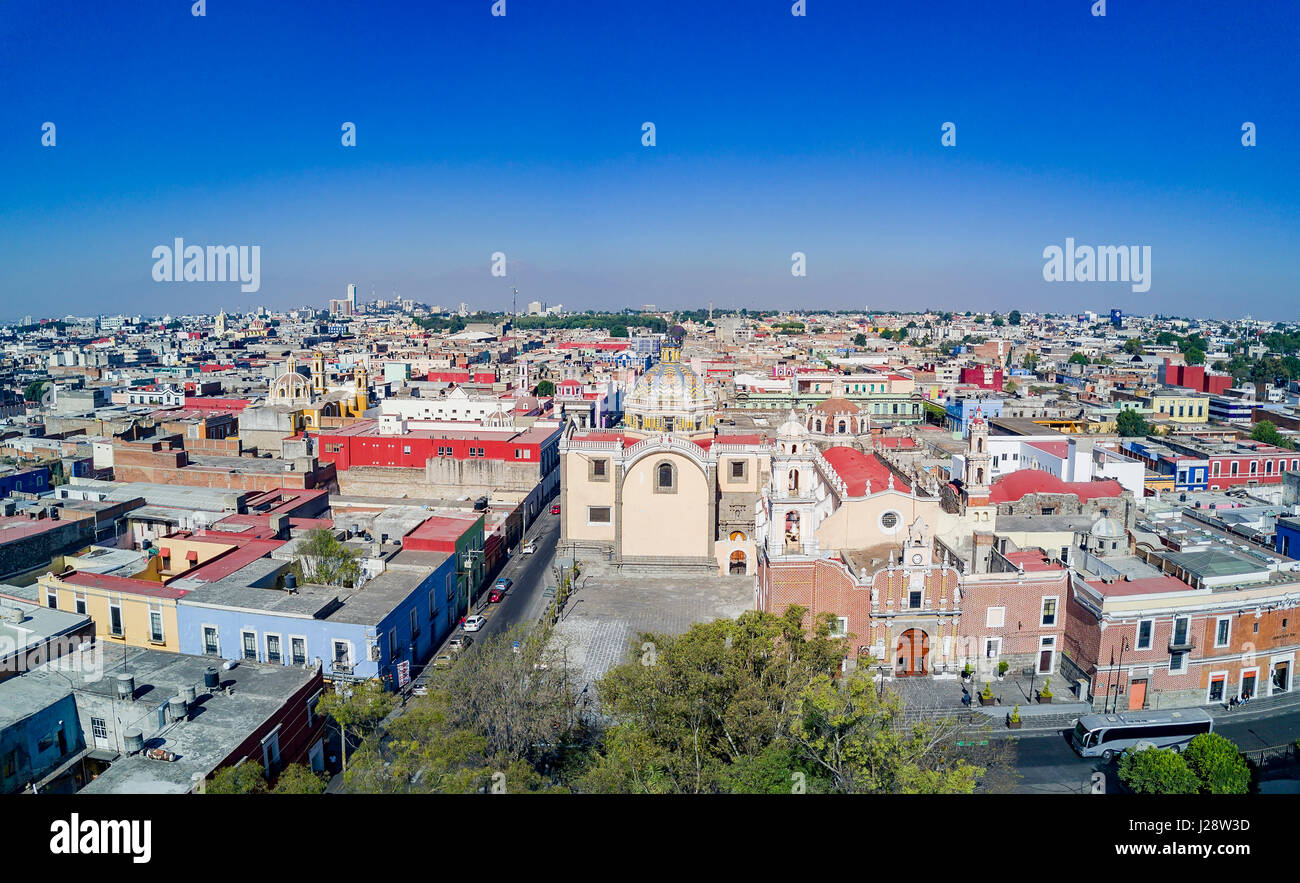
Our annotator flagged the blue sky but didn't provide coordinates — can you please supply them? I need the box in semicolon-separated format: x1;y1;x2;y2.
1;0;1296;319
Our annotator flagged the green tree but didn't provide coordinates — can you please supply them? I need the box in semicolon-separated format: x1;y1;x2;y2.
207;762;268;794
1115;409;1149;438
1184;347;1206;366
1251;420;1294;450
609;324;629;338
23;380;49;403
1008;310;1021;326
579;608;847;793
270;763;329;794
992;316;1005;327
853;333;867;346
1123;338;1145;355
1117;746;1200;794
1022;352;1039;370
293;529;362;588
534;379;555;397
315;679;397;774
790;670;980;794
1068;352;1089;365
1182;733;1251;794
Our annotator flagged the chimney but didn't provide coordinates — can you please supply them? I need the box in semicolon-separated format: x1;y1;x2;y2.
269;513;289;540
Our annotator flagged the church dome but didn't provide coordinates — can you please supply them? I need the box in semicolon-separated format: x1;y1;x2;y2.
623;347;715;434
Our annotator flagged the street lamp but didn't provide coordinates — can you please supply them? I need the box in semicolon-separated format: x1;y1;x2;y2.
1113;637;1131;712
461;548;484;623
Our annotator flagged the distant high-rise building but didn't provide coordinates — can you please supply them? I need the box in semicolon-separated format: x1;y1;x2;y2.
347;283;357;311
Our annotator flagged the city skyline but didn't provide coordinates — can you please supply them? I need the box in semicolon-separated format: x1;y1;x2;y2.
2;1;1297;319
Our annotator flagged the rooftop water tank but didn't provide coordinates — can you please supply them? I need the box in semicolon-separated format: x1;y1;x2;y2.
116;674;135;701
124;729;144;754
168;695;189;722
204;667;220;689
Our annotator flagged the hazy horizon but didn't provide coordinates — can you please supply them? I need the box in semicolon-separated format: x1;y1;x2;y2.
2;1;1296;320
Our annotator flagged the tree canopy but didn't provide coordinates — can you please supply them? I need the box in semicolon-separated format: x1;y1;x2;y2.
293;529;362;588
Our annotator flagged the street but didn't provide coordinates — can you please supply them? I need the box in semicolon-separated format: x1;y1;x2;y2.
1005;707;1300;794
402;507;562;698
471;508;563;638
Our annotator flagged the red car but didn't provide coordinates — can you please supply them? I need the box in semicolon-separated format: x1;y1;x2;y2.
488;588;505;603
550;504;561;515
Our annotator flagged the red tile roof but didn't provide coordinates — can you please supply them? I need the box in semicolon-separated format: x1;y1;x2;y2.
988;470;1124;504
821;447;909;496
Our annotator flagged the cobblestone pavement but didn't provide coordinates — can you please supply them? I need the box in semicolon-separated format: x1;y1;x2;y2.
550;560;753;692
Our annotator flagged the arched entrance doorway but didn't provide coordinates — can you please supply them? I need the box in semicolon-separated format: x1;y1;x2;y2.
895;629;930;676
729;550;746;574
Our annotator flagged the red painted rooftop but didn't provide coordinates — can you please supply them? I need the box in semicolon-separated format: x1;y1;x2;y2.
1085;574;1191;597
1001;550;1065;573
1027;441;1069;458
988;470;1124;504
821;447;909;496
63;571;189;599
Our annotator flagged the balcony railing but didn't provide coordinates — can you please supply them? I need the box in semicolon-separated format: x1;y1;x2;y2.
333;660;354;675
1169;636;1195;652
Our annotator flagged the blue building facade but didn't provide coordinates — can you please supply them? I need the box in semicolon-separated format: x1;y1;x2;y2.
0;468;50;498
1276;517;1300;559
176;554;459;690
944;397;1003;436
0;692;82;794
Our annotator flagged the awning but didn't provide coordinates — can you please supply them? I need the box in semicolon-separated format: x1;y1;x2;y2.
159;547;171;558
186;550;199;562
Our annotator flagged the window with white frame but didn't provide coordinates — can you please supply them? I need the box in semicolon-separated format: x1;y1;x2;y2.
149;607;164;643
1041;596;1058;627
1136;619;1153;650
241;630;258;661
290;636;307;666
828;617;849;638
986;607;1006;628
203;626;220;655
1215;617;1231;648
984;637;1001;658
1169;651;1188;674
266;634;282;664
261;727;282;777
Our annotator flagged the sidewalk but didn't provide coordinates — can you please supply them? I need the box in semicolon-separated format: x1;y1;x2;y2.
886;672;1089;733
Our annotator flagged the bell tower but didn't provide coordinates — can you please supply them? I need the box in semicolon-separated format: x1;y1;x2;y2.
965;406;991;496
310;351;326;396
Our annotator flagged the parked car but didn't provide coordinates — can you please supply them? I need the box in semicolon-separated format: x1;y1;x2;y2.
495;577;513;591
463;614;487;632
522;541;537;555
551;504;561;515
447;635;473;652
431;654;454;668
487;588;505;603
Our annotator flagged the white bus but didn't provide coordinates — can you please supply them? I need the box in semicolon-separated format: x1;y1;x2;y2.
1071;708;1214;760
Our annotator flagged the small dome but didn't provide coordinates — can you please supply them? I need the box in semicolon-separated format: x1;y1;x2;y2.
1090;516;1124;539
777;409;810;438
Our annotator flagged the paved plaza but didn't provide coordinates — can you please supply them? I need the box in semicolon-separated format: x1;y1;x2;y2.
550;559;754;692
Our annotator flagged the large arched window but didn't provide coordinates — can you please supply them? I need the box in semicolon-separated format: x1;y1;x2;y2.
654;461;677;494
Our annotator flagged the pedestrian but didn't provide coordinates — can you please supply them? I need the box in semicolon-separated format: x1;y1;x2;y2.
961;691;971;708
